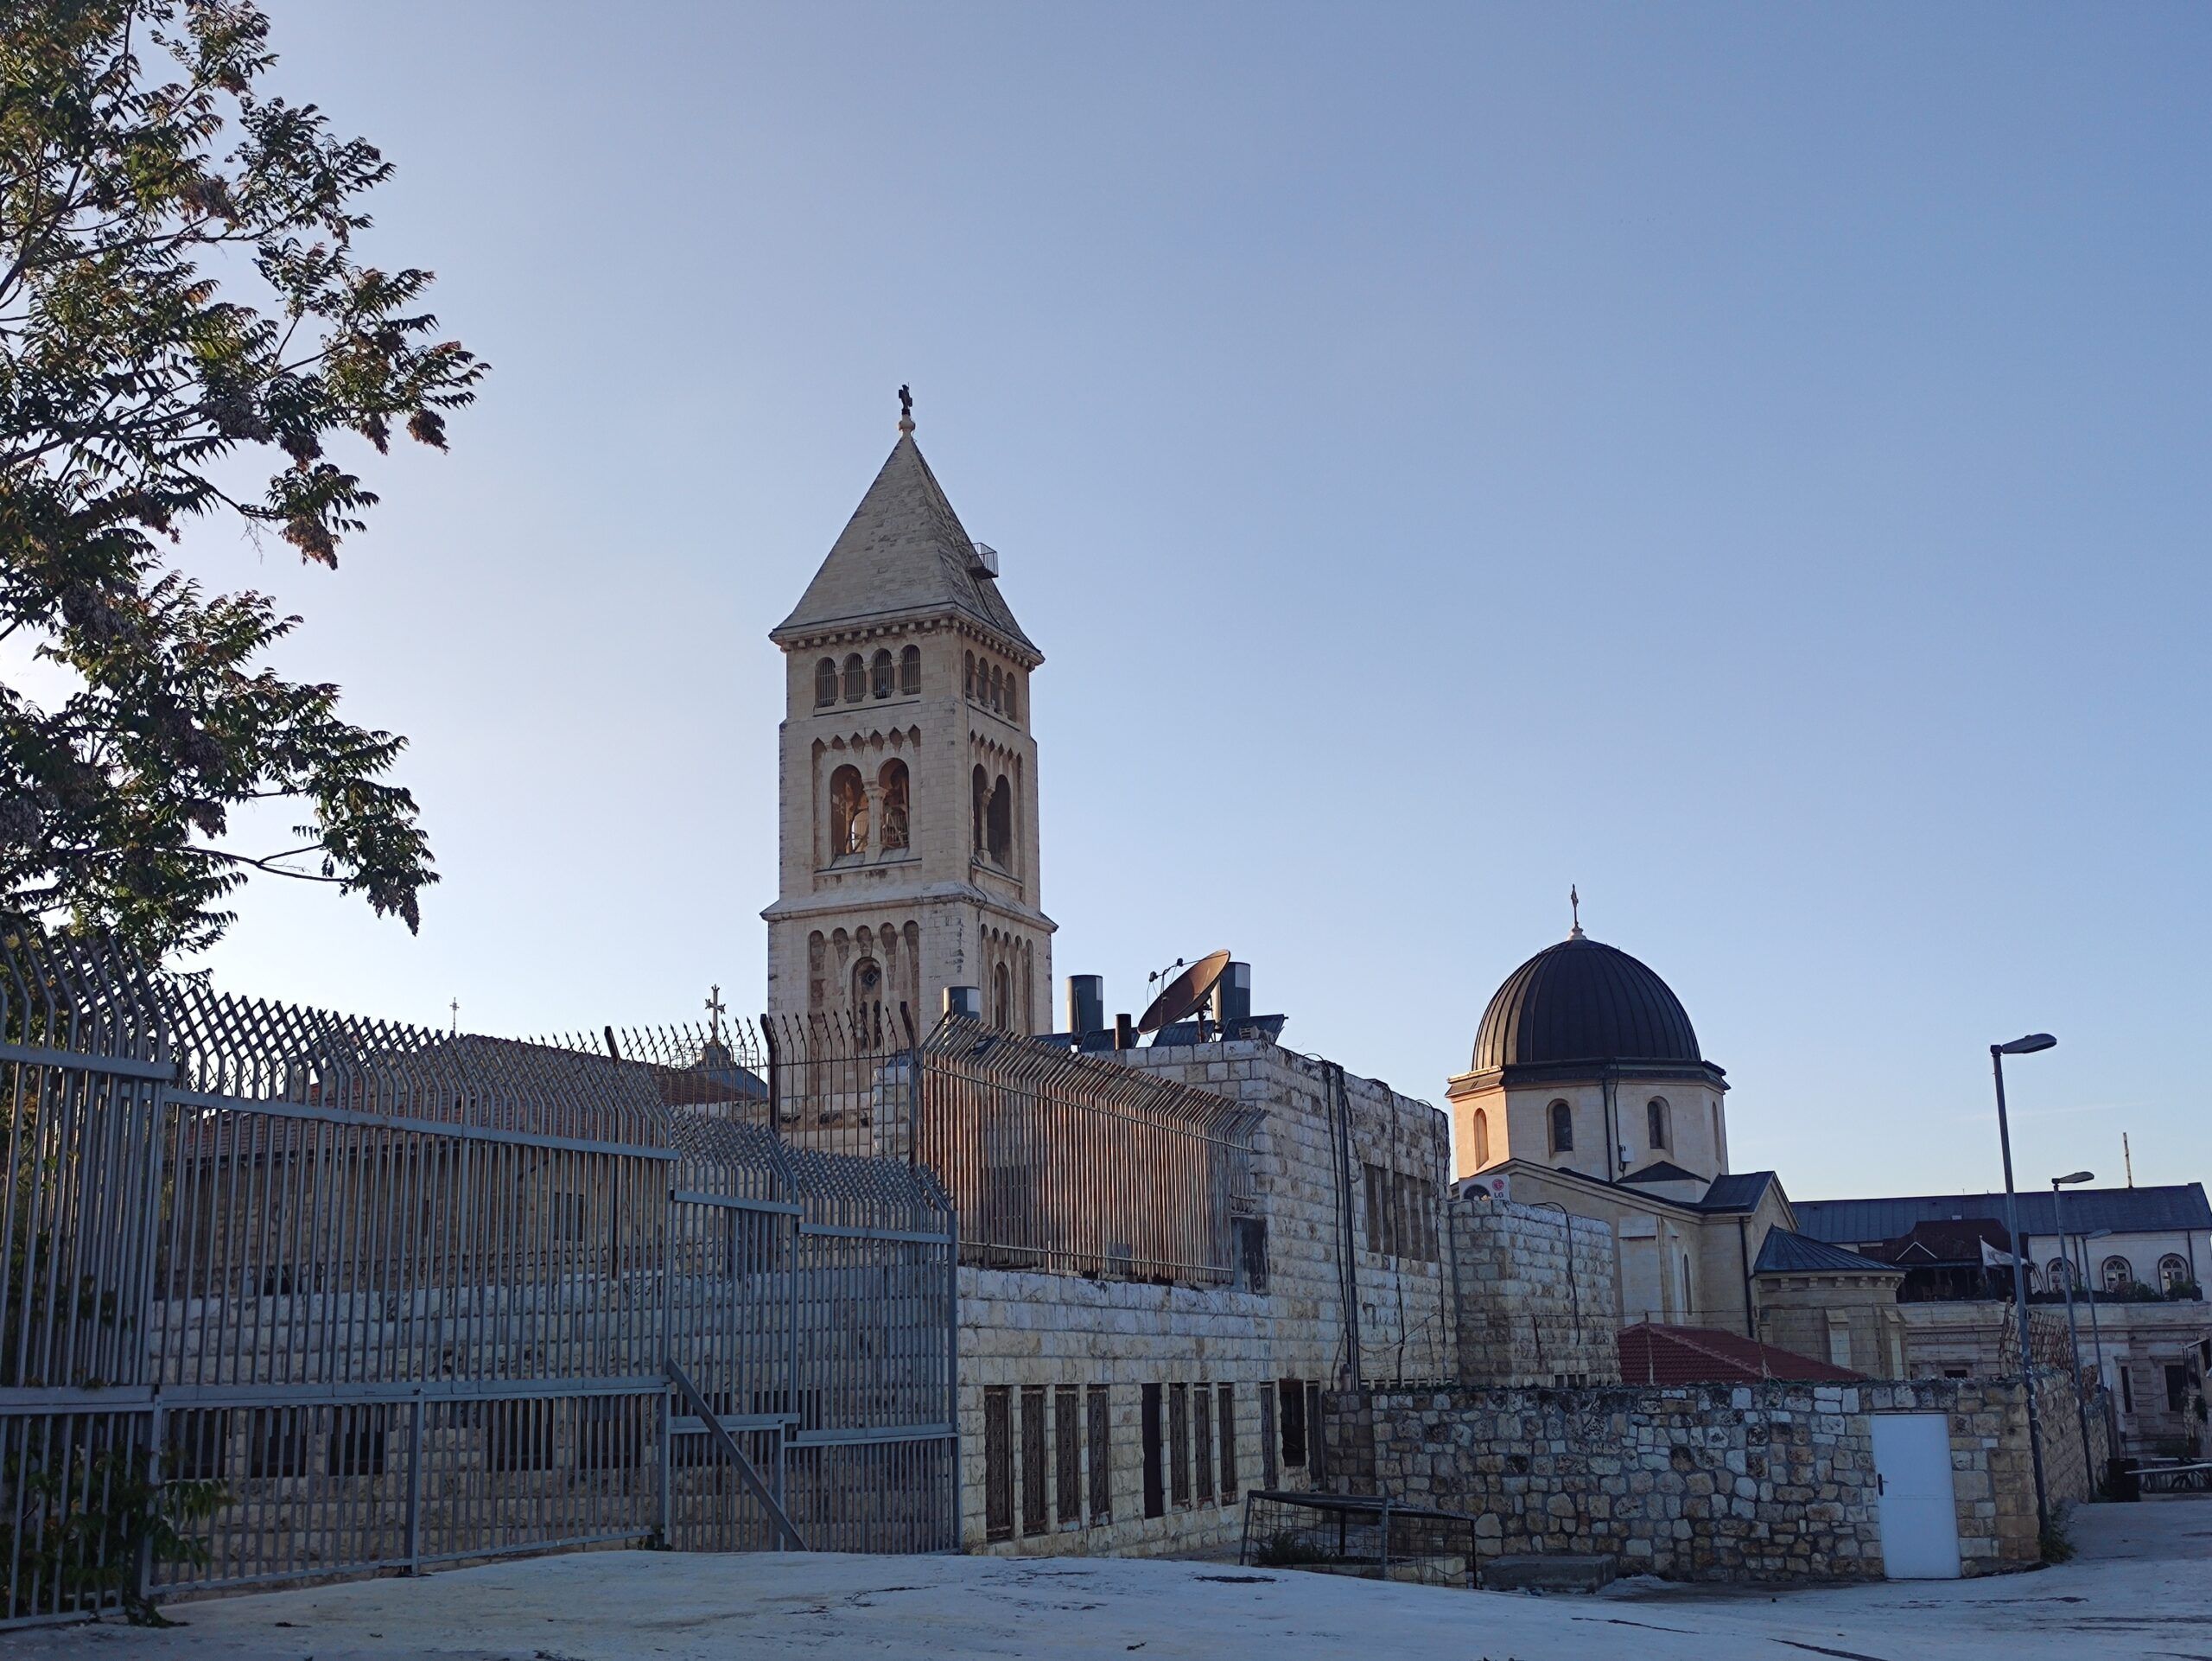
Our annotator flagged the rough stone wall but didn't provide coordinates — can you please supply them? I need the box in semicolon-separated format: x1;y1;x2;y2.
1449;1198;1620;1386
1323;1368;2102;1583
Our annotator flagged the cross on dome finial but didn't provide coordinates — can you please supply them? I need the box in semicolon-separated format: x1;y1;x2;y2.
1569;885;1584;939
897;384;914;436
704;983;726;1042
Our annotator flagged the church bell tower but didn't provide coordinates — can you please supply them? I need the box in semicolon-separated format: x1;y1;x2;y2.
762;395;1054;1031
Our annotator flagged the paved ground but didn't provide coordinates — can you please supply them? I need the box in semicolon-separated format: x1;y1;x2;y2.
5;1496;2207;1661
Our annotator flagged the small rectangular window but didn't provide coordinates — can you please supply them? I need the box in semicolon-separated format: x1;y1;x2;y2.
1234;1217;1270;1293
579;1394;644;1470
1279;1377;1306;1469
1306;1384;1325;1480
327;1405;387;1478
167;1409;228;1481
1193;1384;1214;1505
1055;1385;1081;1526
1260;1382;1280;1490
2166;1365;2189;1413
554;1191;588;1244
248;1408;308;1479
1363;1165;1383;1253
1087;1385;1111;1524
984;1386;1014;1541
1020;1385;1047;1536
2119;1366;2134;1414
1217;1384;1237;1503
1141;1384;1165;1518
1169;1384;1191;1508
486;1399;555;1473
1390;1170;1408;1259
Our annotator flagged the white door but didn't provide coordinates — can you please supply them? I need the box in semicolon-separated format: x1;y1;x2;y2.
1871;1413;1961;1580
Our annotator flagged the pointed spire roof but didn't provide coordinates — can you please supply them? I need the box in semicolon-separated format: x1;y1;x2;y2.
772;433;1037;658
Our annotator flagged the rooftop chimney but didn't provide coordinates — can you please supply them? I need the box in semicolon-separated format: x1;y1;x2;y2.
1212;961;1253;1028
1067;974;1105;1036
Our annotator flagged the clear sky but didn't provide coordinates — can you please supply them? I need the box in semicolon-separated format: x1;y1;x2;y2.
186;3;2210;1202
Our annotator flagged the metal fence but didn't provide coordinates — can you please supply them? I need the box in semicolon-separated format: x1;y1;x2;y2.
916;1021;1261;1286
607;1013;1263;1289
0;939;956;1627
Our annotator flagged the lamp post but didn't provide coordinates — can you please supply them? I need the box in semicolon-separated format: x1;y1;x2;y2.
1992;1033;2056;1538
2051;1171;2094;1468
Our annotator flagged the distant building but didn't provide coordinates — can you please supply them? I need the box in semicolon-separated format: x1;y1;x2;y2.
1797;1187;2211;1457
1447;926;1906;1375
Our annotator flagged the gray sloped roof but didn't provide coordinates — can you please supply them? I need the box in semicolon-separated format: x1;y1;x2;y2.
1795;1185;2212;1244
772;434;1037;656
1621;1160;1705;1185
1699;1171;1778;1212
1754;1228;1901;1276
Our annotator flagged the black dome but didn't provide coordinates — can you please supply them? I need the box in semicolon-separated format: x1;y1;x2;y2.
1471;934;1703;1073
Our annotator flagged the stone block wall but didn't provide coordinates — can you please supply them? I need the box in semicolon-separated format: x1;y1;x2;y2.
957;1266;1313;1557
1118;1041;1457;1387
1324;1367;2102;1583
1449;1197;1620;1386
951;1037;1459;1558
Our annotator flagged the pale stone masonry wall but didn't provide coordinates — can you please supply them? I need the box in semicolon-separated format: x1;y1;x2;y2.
952;1037;1459;1556
1323;1366;2106;1582
1118;1041;1457;1388
1449;1197;1621;1386
957;1269;1282;1558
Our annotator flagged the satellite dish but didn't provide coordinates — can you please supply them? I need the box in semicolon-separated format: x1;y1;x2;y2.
1136;949;1232;1034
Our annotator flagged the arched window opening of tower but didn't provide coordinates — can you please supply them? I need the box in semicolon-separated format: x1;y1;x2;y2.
899;645;921;695
1471;1108;1490;1168
829;765;866;861
852;956;882;1011
986;774;1013;868
814;658;838;707
842;653;866;703
993;962;1011;1029
970;765;988;856
871;649;894;699
1548;1100;1573;1155
878;759;910;852
1647;1098;1669;1151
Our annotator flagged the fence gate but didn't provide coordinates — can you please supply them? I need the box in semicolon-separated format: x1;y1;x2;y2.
0;937;955;1628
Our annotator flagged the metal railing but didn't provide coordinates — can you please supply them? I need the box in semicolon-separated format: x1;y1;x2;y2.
0;936;956;1626
917;1020;1260;1286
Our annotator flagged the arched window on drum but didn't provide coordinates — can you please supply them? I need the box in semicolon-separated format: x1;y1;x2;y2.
1548;1100;1573;1155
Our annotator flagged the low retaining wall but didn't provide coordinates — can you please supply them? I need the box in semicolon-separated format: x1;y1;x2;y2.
1325;1367;2104;1581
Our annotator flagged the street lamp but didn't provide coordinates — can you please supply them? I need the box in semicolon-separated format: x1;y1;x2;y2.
1992;1033;2056;1537
2051;1172;2094;1467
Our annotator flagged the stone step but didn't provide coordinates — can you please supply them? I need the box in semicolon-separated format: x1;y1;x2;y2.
1480;1553;1618;1594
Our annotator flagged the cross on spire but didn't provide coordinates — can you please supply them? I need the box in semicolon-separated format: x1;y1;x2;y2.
1568;885;1584;939
704;983;726;1042
896;384;914;436
448;996;459;1034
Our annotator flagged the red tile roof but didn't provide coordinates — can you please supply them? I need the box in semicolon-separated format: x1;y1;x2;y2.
1616;1322;1866;1385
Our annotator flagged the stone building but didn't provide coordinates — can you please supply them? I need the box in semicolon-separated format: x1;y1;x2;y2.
1798;1187;2212;1458
763;405;1052;1030
747;402;2094;1576
1446;921;1905;1365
